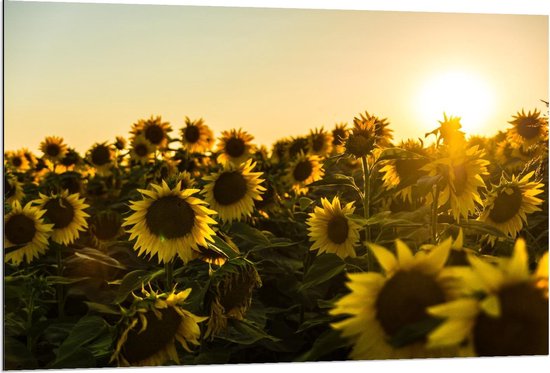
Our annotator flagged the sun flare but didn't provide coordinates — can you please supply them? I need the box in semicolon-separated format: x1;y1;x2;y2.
416;70;495;136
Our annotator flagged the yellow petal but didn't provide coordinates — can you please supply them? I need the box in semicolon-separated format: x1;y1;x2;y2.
427;319;474;349
415;236;452;275
368;243;397;274
506;238;529;282
468;255;504;292
395;239;414;269
427;298;480;319
452;229;464;249
480;294;501;318
535;252;548;279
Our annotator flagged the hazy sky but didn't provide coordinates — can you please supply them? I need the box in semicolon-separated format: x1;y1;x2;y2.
3;0;548;154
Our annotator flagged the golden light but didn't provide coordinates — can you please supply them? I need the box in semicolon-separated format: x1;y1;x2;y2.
416;70;495;135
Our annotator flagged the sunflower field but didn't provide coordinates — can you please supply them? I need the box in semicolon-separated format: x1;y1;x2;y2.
3;108;549;369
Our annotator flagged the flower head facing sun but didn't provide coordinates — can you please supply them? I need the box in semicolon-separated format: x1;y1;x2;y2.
40;136;68;163
111;286;207;366
284;151;324;195
180;117;214;153
307;127;333;157
131;116;172;150
87;142;116;176
216;128;256;166
5;150;31;172
306;197;361;259
5;173;25;204
427;238;548;357
330;238;456;360
4;201;54;265
129;135;155;165
123;181;217;263
478;171;544;244
89;210;124;248
34;190;90;245
202;159;265;223
507;109;548;150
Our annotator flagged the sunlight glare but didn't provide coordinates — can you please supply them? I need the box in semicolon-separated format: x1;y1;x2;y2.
416;70;495;136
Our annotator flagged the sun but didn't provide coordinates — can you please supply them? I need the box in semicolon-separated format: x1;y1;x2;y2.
416;70;495;136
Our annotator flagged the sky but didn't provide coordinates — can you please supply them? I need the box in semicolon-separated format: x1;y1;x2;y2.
3;0;549;155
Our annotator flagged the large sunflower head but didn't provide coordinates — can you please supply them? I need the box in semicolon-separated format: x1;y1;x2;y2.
34;190;90;245
507;109;549;150
4;173;25;205
40;136;68;163
307;127;333;157
422;145;489;221
330;238;456;360
180;116;214;153
344;115;378;158
306;196;361;259
123;181;217;264
87;142;115;176
111;286;207;366
202;159;266;223
204;259;262;339
4;201;54;265
89;210;124;248
131;116;172;150
5;150;31;172
427;238;548;357
284;151;324;195
129;135;155;165
216;128;256;166
478;171;544;245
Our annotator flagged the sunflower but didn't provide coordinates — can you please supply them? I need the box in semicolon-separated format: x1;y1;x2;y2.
435;113;466;149
34;190;90;245
22;148;38;169
5;173;24;204
270;138;290;164
89;210;124;248
40;136;68;163
59;148;83;172
123;181;217;264
287;136;310;159
204;260;262;339
111;286;207;366
114;136;127;151
216;128;256;166
422;145;489;221
330;238;457;360
175;170;196;190
129;135;154;164
478;171;544;244
180;117;214;153
5;150;30;172
4;201;54;265
307;127;333;157
331;122;349;154
427;238;548;357
284;151;324;195
87;142;115;176
344;116;377;158
306;197;361;259
507;109;549;150
352;111;393;150
202;159;265;223
378;139;430;203
131;115;172;150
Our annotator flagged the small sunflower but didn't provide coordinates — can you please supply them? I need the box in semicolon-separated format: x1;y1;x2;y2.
175;170;196;190
202;159;265;223
344;116;377;158
306;197;361;259
435;113;466;149
216;128;256;166
86;142;115;176
180;117;214;153
34;190;90;245
478;171;544;244
4;201;54;265
59;148;83;172
284;151;324;195
111;286;207;366
330;238;456;360
331;123;349;154
131;115;172;150
4;173;25;204
422;145;489;221
39;136;68;164
287;136;310;159
307;127;333;157
427;238;548;357
270;138;290;164
204;260;262;339
507;109;549;150
114;136;127;151
129;135;154;164
123;181;217;264
5;150;30;172
89;210;124;248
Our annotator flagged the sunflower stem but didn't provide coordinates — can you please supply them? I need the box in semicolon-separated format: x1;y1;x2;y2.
431;184;440;244
56;243;65;318
360;156;372;270
165;261;174;292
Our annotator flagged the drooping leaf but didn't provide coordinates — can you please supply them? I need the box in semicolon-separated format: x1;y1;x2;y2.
299;254;346;291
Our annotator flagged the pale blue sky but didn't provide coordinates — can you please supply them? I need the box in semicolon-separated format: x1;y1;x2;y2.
4;0;548;153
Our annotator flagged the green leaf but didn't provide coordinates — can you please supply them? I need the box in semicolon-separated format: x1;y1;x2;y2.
112;269;164;304
294;328;350;362
299;254;346;291
207;235;239;259
84;301;121;315
308;173;359;192
56;316;111;358
72;247;127;270
299;197;314;211
217;318;280;345
230;222;270;245
388;317;444;348
49;348;96;369
457;220;506;238
375;147;426;162
3;336;38;370
46;276;91;285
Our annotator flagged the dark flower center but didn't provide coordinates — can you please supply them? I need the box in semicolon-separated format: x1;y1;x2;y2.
452;163;468;196
473;283;548;356
145;195;195;239
12;157;23;167
135;144;149;157
122;307;181;364
61;149;80;167
44;198;76;229
327;215;349;244
46;144;61;157
488;186;523;224
5;214;36;245
292;160;313;182
60;173;82;195
225;137;246;158
91;145;111;166
184;125;200;143
376;270;445;340
516;117;541;140
394;158;427;186
91;213;121;241
145;124;165;145
332;128;347;146
345;133;375;158
311;134;325;152
213;171;247;205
